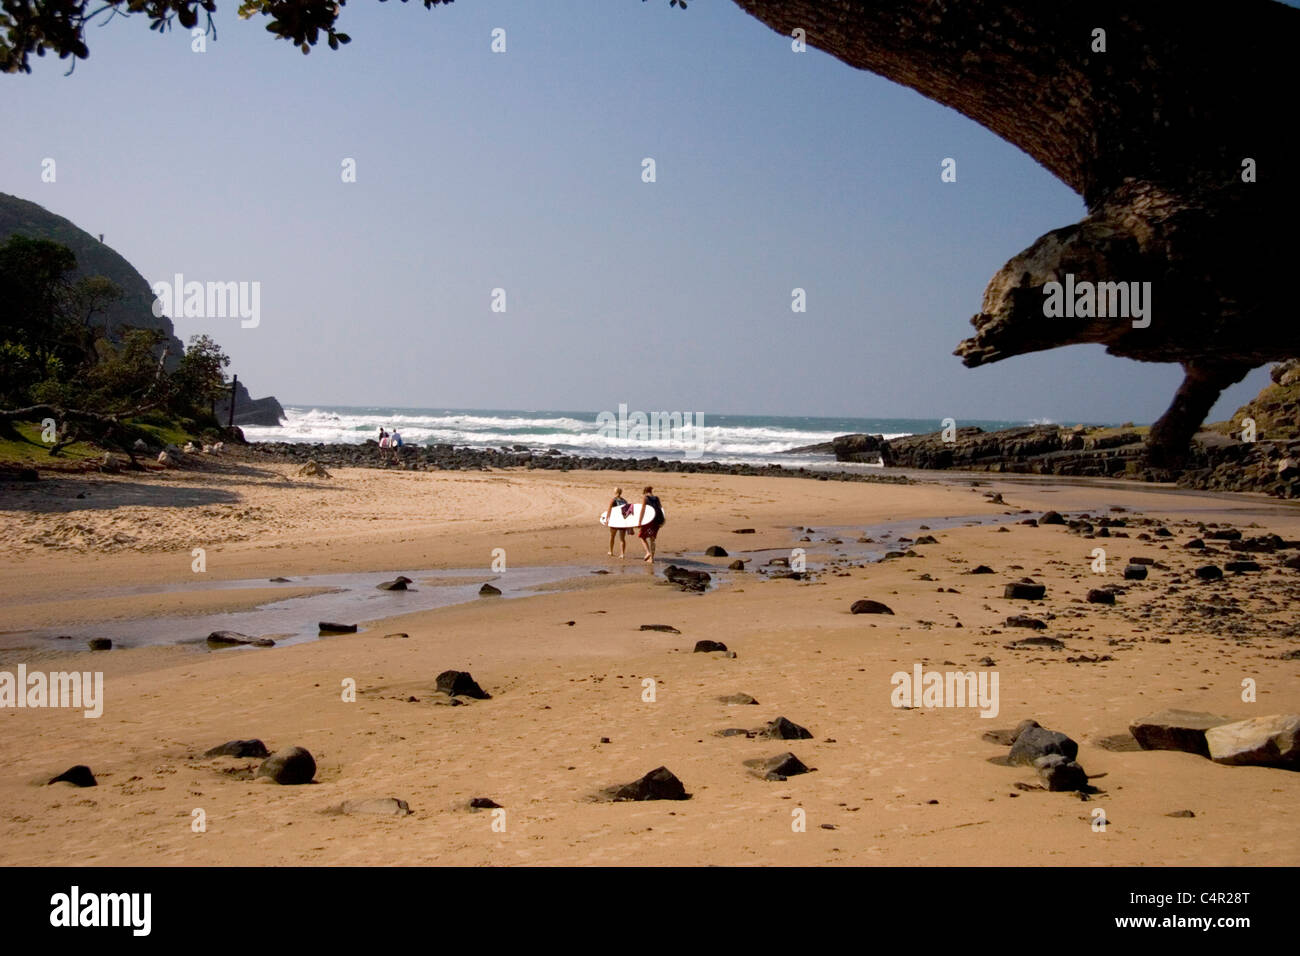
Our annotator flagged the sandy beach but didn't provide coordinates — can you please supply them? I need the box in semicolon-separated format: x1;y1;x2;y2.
0;459;1296;866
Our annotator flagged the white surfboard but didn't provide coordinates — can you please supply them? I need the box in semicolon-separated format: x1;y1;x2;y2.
601;503;657;529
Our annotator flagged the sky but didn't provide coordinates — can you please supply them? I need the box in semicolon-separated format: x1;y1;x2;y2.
0;0;1274;423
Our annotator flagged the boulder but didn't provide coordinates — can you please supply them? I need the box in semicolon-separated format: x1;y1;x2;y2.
1086;588;1116;605
256;746;316;785
750;752;810;781
850;599;894;615
1205;714;1300;768
728;560;746;570
705;546;728;557
469;797;502;809
435;670;491;699
968;565;995;574
204;739;270;759
664;566;711;591
317;622;357;634
48;765;96;787
87;638;112;651
1123;564;1148;580
605;766;690;801
1129;709;1231;757
1040;511;1066;525
1003;582;1046;600
1195;565;1224;581
762;716;813;740
1005;615;1047;630
693;640;728;653
207;630;275;648
1008;727;1079;766
376;576;413;591
1034;754;1089;792
478;583;502;597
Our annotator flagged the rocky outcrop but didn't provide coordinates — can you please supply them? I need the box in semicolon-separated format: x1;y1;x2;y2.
214;386;285;428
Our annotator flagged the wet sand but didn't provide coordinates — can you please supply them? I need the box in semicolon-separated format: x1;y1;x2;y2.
1;463;1297;865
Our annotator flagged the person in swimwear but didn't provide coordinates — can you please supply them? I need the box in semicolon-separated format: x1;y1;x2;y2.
638;485;665;563
604;486;630;558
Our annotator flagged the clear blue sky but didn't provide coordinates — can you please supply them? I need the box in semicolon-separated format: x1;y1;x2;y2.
1;0;1273;422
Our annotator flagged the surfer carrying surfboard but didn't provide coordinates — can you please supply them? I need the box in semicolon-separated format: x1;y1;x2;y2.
604;487;630;558
638;486;665;563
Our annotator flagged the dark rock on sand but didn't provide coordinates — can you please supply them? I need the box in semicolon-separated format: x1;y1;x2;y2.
1224;560;1261;573
1040;511;1066;525
728;559;746;570
1129;709;1231;757
604;766;690;801
851;599;894;615
207;630;275;648
48;765;96;787
318;622;358;634
469;797;503;809
204;739;270;759
1205;714;1300;768
87;638;112;651
968;565;995;574
694;640;728;653
1034;754;1089;792
1195;565;1224;581
1123;564;1148;580
665;566;711;591
1005;615;1047;630
733;528;756;534
763;716;813;740
436;670;491;699
256;746;316;785
478;583;502;597
718;693;759;705
376;576;413;591
748;752;811;781
1086;588;1116;605
1008;727;1079;766
640;624;681;633
705;546;728;557
1004;582;1046;600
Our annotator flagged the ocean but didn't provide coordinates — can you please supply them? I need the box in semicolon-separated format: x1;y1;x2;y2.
241;406;1048;467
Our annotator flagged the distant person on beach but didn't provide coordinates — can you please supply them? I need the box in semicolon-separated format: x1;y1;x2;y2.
392;428;403;448
604;487;630;558
638;485;665;563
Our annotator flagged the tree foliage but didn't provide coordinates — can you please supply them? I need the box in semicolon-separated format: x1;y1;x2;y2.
0;233;230;425
1;0;682;73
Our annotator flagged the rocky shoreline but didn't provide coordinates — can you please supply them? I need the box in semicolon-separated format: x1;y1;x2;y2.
790;425;1300;499
240;440;916;485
